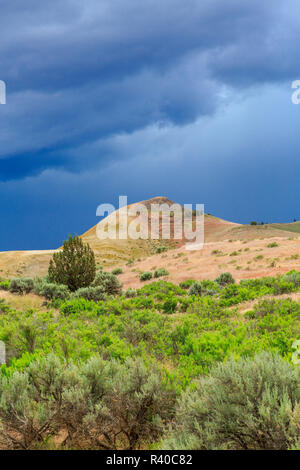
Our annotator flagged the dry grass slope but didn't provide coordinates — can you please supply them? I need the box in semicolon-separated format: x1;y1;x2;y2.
1;197;300;281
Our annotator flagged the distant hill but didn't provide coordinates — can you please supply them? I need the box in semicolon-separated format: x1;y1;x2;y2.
267;221;300;234
1;196;300;279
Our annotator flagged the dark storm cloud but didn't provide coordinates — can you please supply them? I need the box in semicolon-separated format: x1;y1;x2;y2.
0;1;275;92
0;0;300;181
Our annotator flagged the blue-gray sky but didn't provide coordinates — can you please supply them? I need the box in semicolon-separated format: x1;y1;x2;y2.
1;0;300;249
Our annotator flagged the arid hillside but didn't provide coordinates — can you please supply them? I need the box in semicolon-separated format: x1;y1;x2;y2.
119;234;300;289
0;197;299;281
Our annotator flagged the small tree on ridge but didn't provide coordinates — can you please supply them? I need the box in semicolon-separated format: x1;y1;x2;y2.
48;235;96;291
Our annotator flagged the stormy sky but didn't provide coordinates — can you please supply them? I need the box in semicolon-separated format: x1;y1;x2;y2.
0;0;300;249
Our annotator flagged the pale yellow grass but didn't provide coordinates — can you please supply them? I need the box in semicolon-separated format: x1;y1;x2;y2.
0;290;48;312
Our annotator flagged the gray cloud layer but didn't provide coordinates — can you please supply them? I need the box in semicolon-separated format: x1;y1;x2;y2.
0;0;299;180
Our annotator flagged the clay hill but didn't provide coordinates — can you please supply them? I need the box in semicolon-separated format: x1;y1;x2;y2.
1;196;300;286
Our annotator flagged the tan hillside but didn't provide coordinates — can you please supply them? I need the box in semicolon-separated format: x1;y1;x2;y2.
118;235;300;289
81;197;180;262
0;196;300;280
0;250;55;279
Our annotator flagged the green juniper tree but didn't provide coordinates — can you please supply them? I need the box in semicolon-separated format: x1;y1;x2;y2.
48;235;96;291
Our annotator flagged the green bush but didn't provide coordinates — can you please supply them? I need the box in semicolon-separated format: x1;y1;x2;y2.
83;357;176;450
245;299;277;319
267;242;279;248
9;278;34;295
0;280;10;291
215;272;235;287
59;297;97;316
179;280;195;290
163;352;300;450
154;268;169;278
155;246;168;254
73;286;107;302
0;355;65;449
124;288;137;298
92;271;122;296
283;270;300;288
272;279;295;295
201;280;220;293
162;297;177;314
32;276;47;293
140;272;153;281
34;279;70;300
138;280;185;298
48;235;96;291
111;267;123;275
188;282;202;296
205;289;218;297
0;354;175;450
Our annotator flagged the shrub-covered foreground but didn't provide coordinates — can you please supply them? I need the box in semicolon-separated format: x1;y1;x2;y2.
0;272;300;449
163;352;300;450
0;355;175;450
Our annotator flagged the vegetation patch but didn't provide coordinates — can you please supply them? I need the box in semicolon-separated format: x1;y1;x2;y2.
140;271;153;281
154;268;169;278
1;246;300;450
